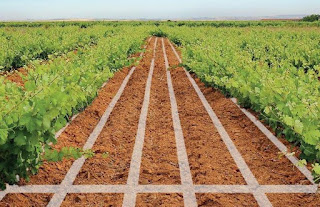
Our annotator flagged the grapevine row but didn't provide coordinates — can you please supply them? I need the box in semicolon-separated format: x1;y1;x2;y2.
0;25;151;189
163;26;320;178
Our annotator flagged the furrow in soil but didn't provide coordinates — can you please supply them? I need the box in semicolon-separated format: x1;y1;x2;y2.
136;193;184;207
61;193;123;207
0;193;53;207
196;193;259;207
267;193;320;207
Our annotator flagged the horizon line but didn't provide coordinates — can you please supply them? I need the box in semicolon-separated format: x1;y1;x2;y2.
0;14;309;22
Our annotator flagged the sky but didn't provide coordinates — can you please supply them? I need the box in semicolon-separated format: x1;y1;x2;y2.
0;0;319;21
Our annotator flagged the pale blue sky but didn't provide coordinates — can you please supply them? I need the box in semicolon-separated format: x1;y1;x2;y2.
0;0;319;20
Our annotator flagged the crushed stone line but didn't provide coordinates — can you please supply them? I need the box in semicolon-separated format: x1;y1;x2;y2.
168;41;273;207
47;55;140;207
70;185;129;193
2;184;317;194
231;98;315;184
122;38;158;207
195;185;252;193
0;192;5;201
251;192;273;207
135;185;183;193
258;185;318;193
162;38;197;207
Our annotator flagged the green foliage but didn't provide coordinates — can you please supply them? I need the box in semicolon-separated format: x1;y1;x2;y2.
312;163;320;183
170;36;182;46
0;26;100;72
1;20;319;29
43;147;95;162
0;25;151;189
302;14;320;22
150;29;167;37
102;152;109;159
162;26;320;181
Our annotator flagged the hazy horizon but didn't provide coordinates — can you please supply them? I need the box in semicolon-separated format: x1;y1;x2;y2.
0;0;319;21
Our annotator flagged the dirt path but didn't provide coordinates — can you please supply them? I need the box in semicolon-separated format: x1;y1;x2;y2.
0;37;318;207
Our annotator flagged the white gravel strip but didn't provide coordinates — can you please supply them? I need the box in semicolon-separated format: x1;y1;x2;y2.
2;184;316;194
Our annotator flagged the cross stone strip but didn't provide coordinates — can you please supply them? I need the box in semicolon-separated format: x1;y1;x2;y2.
0;184;317;194
0;38;318;207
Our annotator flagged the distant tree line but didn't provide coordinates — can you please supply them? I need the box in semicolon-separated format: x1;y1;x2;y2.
302;14;320;22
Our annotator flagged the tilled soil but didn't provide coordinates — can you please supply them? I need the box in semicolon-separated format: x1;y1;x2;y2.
0;194;52;207
196;193;258;207
1;37;317;207
267;193;320;207
61;193;124;207
3;67;27;86
136;193;184;207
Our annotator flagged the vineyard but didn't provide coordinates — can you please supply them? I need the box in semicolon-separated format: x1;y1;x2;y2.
0;21;320;206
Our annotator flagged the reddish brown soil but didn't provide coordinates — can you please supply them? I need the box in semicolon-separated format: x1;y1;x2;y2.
164;39;246;185
139;39;180;185
2;67;27;86
196;193;258;207
73;38;155;185
136;193;184;207
61;193;123;207
0;194;52;207
267;193;320;207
